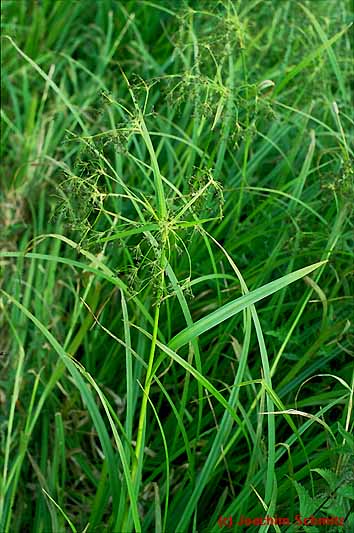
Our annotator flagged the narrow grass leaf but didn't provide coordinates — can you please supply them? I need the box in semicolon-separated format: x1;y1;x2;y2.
169;261;326;351
1;289;141;532
274;24;351;94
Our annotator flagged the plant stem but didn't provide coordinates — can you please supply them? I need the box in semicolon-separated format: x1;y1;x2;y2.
123;244;166;531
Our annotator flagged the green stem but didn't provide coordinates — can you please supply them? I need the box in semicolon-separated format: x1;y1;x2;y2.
123;245;166;531
133;298;162;480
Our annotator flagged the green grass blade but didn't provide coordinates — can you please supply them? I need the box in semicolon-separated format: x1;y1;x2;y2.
1;289;141;532
274;24;351;95
169;261;327;351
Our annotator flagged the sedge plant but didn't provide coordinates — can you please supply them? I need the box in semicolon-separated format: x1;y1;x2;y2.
1;1;353;532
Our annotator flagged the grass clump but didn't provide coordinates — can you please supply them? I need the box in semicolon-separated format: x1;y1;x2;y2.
1;1;353;532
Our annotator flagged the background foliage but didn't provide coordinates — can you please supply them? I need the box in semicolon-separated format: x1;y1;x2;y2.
1;1;353;532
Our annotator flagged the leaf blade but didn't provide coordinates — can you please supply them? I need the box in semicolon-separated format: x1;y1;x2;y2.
169;261;326;350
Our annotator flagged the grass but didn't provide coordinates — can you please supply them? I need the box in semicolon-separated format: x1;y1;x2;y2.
1;1;353;532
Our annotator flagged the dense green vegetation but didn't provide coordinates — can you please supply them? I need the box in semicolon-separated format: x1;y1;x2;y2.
1;1;353;531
